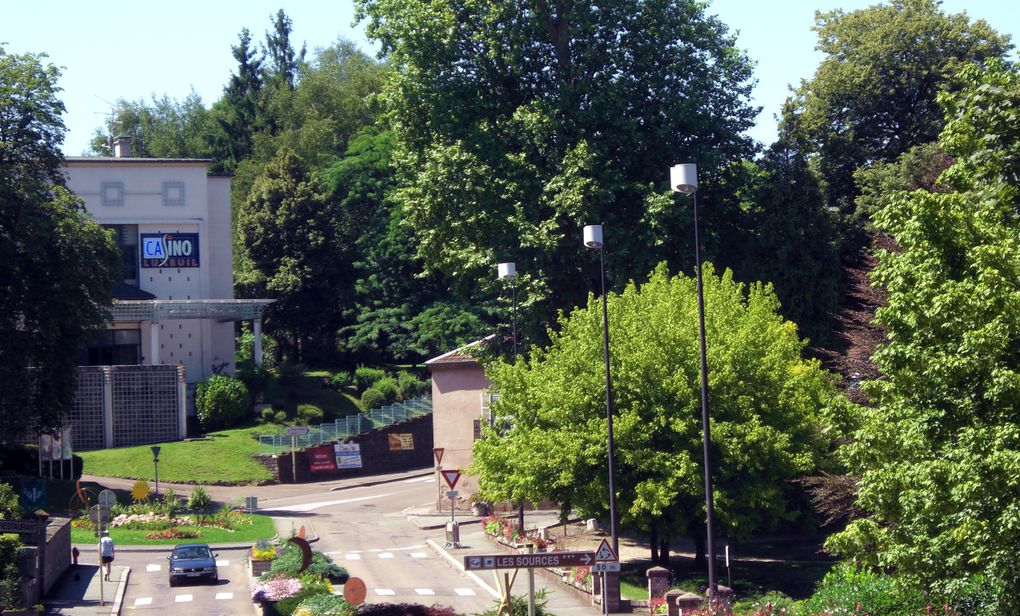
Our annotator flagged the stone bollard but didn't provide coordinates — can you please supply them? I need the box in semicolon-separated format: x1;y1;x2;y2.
675;592;704;615
708;585;735;615
585;518;601;532
663;589;682;616
646;566;670;612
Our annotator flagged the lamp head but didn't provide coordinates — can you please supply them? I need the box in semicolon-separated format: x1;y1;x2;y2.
497;262;516;280
583;224;603;249
150;445;161;460
670;163;698;194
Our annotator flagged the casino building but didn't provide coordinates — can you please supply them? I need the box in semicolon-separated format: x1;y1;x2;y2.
60;137;271;449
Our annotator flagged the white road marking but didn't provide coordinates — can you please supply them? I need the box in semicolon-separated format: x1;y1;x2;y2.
401;476;435;483
134;597;152;606
415;588;435;595
215;592;234;600
175;594;193;602
345;553;362;560
375;588;396;596
216;559;229;566
454;588;476;596
410;552;427;559
378;552;394;559
146;564;161;572
274;493;393;513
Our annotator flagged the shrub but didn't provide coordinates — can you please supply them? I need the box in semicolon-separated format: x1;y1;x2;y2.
396;372;428;399
0;534;21;610
360;388;385;411
800;564;927;616
273;573;334;616
370;377;398;404
237;362;272;395
330;371;352;391
187;486;213;521
0;484;20;520
353;366;387;391
270;544;349;583
296;405;324;425
294;592;355;616
237;324;278;370
195;375;249;430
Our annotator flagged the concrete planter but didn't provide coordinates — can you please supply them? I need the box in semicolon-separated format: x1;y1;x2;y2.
250;558;273;577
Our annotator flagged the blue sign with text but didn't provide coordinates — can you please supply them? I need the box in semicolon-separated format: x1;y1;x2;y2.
141;233;200;268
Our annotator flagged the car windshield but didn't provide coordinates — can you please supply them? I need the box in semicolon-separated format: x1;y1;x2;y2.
174;547;211;560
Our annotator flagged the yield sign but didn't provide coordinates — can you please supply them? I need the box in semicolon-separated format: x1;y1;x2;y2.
440;469;461;489
433;447;445;465
594;538;618;562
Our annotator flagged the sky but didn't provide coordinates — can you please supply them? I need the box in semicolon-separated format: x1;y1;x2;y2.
5;0;1019;156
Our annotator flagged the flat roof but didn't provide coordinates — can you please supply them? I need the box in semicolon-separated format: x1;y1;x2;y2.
65;157;213;165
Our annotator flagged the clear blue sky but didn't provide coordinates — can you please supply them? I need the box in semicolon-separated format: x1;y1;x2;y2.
5;0;1018;156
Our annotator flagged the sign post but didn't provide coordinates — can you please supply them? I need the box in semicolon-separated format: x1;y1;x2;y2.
592;539;620;615
441;470;462;548
286;426;309;482
433;449;445;510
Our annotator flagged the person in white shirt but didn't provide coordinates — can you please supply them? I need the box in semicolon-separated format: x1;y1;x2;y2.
99;530;115;580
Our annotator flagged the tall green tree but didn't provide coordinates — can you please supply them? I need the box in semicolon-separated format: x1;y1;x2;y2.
472;264;839;566
210;27;264;171
236;148;348;362
356;0;758;339
88;92;213;158
827;64;1020;613
781;0;1011;219
0;47;119;442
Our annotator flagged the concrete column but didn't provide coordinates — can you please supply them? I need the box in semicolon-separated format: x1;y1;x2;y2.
647;566;670;606
102;368;114;448
149;322;159;365
253;318;264;367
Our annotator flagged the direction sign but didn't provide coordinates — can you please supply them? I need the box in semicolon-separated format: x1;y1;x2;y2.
464;551;596;571
594;539;618;562
433;447;445;465
286;426;309;437
592;562;621;573
20;479;45;510
445;490;459;498
0;520;39;535
440;469;461;489
98;489;117;509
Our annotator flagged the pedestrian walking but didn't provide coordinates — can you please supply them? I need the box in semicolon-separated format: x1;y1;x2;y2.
99;530;115;580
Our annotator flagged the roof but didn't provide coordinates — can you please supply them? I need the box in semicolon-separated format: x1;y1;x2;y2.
111;283;157;300
424;334;495;366
65;157;212;165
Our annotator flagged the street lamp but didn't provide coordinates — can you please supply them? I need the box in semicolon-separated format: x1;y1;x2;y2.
582;225;619;557
150;445;161;497
670;163;718;597
497;262;524;531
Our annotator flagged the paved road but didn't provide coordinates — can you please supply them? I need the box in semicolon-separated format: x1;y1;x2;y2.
114;549;252;615
263;474;497;613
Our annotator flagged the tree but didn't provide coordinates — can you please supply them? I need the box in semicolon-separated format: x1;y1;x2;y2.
210;27;264;171
781;0;1010;219
0;47;120;443
264;9;306;91
88;92;213;158
471;264;840;566
355;0;758;340
827;64;1020;613
236;147;347;361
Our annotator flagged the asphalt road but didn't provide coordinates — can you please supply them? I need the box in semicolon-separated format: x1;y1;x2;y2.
264;474;497;613
115;548;252;615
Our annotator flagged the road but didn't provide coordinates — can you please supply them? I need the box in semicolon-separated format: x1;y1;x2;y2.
261;474;496;613
116;548;252;615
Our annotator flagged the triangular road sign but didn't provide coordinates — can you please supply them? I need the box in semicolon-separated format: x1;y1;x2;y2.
433;447;445;465
441;469;461;489
594;538;618;562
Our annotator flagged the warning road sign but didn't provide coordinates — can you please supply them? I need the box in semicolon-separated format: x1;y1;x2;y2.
594;539;618;562
440;469;461;489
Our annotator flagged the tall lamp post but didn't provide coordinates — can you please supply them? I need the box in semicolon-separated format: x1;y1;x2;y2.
670;163;717;597
582;225;619;557
497;262;524;531
150;445;161;498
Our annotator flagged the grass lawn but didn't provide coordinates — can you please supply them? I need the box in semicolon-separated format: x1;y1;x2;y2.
79;424;283;484
71;513;277;545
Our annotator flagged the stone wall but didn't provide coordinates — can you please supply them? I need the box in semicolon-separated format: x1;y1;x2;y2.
267;414;433;483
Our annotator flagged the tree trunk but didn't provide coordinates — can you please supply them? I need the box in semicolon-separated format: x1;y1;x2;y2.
692;525;707;571
658;536;670;567
649;526;659;562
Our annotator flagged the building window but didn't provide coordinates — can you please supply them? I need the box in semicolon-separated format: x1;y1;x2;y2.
101;181;124;206
80;329;141;366
162;181;185;206
104;224;139;286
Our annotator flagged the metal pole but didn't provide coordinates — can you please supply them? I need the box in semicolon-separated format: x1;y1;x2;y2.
513;279;526;532
291;435;297;483
692;190;717;596
527;544;536;616
599;246;620;557
98;536;105;605
154;459;159;497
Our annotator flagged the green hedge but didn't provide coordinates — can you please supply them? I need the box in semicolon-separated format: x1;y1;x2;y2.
195;375;249;430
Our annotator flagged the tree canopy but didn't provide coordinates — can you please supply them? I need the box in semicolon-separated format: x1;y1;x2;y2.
472;264;840;565
0;47;119;442
827;63;1020;612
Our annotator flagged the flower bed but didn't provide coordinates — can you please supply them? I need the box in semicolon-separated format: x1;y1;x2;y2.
481;516;554;551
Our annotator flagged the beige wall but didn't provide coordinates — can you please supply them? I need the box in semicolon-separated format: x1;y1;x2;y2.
430;362;490;498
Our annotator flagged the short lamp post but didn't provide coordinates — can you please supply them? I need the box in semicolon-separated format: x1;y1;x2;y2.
582;225;619;557
151;445;161;497
670;163;717;597
497;262;525;531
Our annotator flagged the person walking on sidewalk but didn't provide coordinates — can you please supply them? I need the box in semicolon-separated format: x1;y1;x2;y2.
99;530;115;580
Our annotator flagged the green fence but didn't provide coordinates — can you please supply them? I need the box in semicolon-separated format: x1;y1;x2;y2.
257;395;432;456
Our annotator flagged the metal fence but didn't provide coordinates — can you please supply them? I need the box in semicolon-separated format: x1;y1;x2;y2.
257;395;432;456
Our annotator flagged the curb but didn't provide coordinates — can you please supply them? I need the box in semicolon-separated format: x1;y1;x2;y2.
327;469;433;492
425;538;500;599
110;565;130;616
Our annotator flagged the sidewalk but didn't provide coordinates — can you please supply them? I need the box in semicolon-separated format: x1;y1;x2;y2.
44;564;129;616
421;512;605;616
